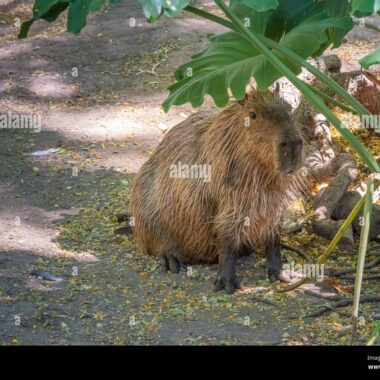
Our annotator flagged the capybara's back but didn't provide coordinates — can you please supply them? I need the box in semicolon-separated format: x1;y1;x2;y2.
129;111;214;261
129;90;305;293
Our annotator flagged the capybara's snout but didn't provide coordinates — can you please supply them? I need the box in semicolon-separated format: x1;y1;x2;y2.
278;136;304;174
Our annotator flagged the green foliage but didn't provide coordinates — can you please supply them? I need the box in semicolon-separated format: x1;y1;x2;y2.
18;0;192;38
163;0;358;110
351;0;380;14
18;0;123;38
230;0;352;47
367;321;380;345
352;176;375;327
232;0;279;13
163;13;351;110
140;0;190;22
359;48;380;68
19;1;69;38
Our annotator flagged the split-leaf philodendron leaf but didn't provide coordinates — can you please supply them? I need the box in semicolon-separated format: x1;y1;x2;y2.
359;48;380;69
163;13;351;111
19;0;123;38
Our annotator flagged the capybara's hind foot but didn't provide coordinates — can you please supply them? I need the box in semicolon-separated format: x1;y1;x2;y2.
160;254;180;273
214;274;241;294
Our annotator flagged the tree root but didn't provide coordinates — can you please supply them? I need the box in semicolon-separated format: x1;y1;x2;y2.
311;153;358;250
326;257;380;277
338;274;380;281
249;296;278;307
280;59;380;245
280;243;312;263
305;295;380;318
304;288;342;301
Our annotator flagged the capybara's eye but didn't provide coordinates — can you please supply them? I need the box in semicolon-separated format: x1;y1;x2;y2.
250;112;257;119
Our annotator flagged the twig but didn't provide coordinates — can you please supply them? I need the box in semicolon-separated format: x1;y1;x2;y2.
351;316;358;345
353;19;380;33
274;277;308;293
326;257;380;277
136;61;161;76
337;274;380;281
363;71;380;86
250;296;278;307
304;288;343;301
305;295;380;318
101;70;124;76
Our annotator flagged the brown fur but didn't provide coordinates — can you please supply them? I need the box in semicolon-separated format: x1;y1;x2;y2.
129;90;305;264
356;84;380;119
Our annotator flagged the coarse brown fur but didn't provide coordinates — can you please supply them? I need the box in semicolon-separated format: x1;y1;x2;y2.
129;90;306;268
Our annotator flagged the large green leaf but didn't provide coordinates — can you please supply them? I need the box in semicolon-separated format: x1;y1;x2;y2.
228;3;272;35
164;32;261;109
18;0;122;39
351;0;380;13
163;13;351;111
323;0;352;48
19;0;68;38
279;13;351;57
139;0;190;22
232;0;279;13
229;0;352;49
264;0;322;40
68;0;99;33
229;0;321;40
359;48;380;69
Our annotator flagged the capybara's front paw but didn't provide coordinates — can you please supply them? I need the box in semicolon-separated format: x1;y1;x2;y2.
214;273;240;294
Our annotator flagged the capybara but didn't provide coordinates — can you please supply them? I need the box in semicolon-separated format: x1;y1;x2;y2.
129;90;305;293
332;191;380;241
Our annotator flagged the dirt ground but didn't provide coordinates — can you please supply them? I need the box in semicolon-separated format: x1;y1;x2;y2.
0;0;380;345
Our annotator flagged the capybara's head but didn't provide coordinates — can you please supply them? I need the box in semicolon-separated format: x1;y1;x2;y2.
238;90;304;175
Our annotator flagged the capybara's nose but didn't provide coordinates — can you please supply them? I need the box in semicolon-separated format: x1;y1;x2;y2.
291;159;303;172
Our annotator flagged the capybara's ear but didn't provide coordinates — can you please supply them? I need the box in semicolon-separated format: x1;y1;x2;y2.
238;93;248;106
238;83;256;106
246;83;256;95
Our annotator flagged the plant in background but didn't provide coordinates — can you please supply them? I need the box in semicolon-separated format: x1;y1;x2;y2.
18;0;380;342
367;320;380;345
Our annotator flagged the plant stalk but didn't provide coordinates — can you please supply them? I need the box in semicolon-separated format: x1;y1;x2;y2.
351;175;374;345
